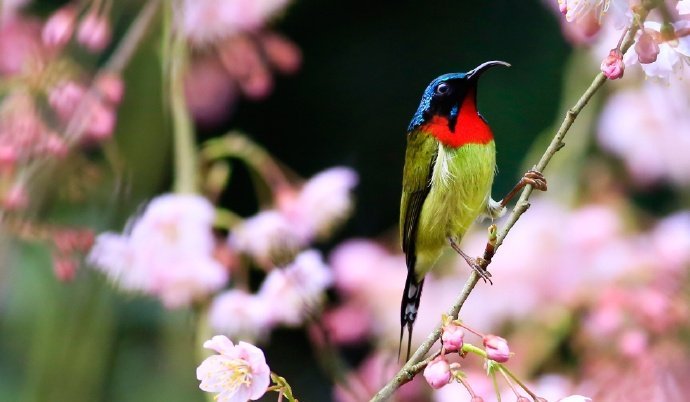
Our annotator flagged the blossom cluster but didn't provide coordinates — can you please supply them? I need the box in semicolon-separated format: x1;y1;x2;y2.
178;0;301;127
552;0;690;187
0;3;125;278
328;197;690;400
86;163;354;398
555;0;690;81
88;194;228;308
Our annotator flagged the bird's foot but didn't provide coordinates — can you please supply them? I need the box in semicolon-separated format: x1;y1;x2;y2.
449;238;493;284
466;256;492;284
499;169;548;208
522;169;548;192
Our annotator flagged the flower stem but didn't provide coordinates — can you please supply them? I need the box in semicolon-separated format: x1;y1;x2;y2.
499;365;539;401
201;132;291;191
461;343;486;357
169;29;198;193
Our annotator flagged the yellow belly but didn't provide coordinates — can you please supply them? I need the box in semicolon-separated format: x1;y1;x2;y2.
414;142;496;278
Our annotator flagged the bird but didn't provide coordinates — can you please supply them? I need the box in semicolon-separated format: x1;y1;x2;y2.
398;61;547;361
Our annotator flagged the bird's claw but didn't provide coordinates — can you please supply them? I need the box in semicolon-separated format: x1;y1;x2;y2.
522;169;547;192
468;257;493;284
449;238;493;285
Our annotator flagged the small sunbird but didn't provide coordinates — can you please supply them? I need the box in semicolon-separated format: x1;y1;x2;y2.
398;61;547;361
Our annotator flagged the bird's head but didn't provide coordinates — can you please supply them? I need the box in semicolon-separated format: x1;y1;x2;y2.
408;61;510;146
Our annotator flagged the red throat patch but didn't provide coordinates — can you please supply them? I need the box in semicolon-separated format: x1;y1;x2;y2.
421;93;494;148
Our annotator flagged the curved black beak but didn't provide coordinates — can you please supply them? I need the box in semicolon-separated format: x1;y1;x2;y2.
466;60;511;80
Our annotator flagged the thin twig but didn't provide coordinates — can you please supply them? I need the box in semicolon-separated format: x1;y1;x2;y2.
369;11;647;401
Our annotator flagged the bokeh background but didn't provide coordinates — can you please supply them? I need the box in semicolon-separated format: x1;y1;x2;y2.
2;0;689;401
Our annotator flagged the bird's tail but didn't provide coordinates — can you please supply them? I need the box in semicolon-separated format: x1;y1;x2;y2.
399;270;425;363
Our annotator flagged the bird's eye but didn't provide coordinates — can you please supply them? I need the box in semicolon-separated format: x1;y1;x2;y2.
435;82;449;95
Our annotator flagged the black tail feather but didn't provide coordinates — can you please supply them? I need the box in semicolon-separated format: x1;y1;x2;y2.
399;271;425;363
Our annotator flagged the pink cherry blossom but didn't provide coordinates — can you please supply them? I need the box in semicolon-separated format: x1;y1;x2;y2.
618;329;648;357
229;210;303;268
52;254;78;282
260;32;302;74
184;55;239;127
82;100;116;141
329;239;411;344
208;289;273;341
0;145;18;170
176;0;291;45
441;322;464;352
483;334;510;363
1;0;29;21
42;6;76;48
76;13;111;52
424;356;452;389
277;167;358;242
47;81;118;142
648;212;690;273
48;81;86;120
635;31;660;64
322;303;372;344
557;0;631;28
597;81;690;186
88;194;228;308
0;17;45;76
197;335;270;402
629;21;690;82
584;287;627;337
41;133;69;158
330;239;390;295
0;91;60;160
601;49;624;79
95;72;125;104
679;0;690;15
259;249;333;326
2;182;28;210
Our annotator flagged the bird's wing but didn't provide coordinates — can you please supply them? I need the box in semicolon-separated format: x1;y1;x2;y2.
399;130;438;270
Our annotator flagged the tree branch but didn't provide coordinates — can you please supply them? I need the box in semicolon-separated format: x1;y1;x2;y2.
369;12;647;402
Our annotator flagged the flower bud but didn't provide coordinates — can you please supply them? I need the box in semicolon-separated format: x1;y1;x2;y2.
261;32;302;74
483;334;510;363
95;72;125;104
76;13;111;52
42;133;69;158
423;356;452;389
0;145;18;171
441;322;464;352
2;183;28;211
53;254;77;282
42;6;77;48
84;101;116;141
601;49;624;80
517;397;531;402
48;81;86;120
635;31;660;64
